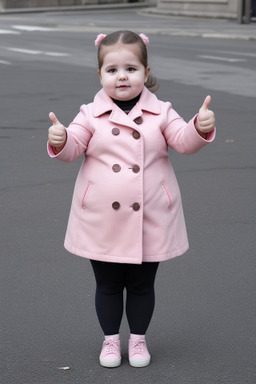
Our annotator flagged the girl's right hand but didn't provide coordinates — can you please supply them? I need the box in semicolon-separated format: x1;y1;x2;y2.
48;112;67;150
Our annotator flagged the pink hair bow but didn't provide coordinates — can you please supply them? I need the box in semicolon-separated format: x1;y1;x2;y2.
139;33;149;46
95;34;107;47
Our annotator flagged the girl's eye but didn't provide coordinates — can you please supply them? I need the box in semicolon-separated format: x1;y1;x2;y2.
128;67;136;72
108;68;116;73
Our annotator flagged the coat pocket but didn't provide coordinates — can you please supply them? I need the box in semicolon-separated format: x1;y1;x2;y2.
162;182;173;209
81;182;93;210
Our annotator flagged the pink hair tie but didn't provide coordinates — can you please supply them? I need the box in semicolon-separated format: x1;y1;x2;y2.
95;34;107;47
139;33;149;46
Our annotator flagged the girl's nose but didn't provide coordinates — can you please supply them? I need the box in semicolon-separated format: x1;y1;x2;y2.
118;71;127;81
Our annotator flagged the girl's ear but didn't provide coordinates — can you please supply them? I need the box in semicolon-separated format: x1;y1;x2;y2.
144;66;151;83
97;69;102;83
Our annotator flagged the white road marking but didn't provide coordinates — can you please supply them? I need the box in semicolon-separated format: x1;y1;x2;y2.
44;52;69;57
0;29;20;35
198;55;246;63
206;50;256;58
8;48;42;55
0;60;12;65
7;47;69;57
12;25;57;32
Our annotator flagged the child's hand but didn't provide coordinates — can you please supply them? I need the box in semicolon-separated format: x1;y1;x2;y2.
195;96;215;137
48;112;67;150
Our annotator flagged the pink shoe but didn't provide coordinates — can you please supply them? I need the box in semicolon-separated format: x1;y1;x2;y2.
129;338;151;368
99;339;121;368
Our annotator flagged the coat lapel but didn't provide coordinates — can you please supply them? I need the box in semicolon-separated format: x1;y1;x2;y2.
93;87;161;129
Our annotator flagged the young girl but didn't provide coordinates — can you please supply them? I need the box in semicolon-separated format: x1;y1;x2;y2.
48;30;215;368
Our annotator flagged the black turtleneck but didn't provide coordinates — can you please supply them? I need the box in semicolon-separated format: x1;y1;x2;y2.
112;94;141;114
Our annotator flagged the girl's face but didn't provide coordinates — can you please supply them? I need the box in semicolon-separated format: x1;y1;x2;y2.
98;43;150;101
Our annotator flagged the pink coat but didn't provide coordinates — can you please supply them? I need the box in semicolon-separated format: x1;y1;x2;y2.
48;87;215;264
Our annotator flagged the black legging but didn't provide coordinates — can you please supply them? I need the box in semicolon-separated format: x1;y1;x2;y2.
90;260;159;336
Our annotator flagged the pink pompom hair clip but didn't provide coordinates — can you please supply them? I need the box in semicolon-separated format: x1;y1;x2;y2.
95;34;107;47
139;33;149;46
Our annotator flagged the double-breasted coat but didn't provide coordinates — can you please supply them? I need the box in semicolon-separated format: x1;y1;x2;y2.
48;87;215;264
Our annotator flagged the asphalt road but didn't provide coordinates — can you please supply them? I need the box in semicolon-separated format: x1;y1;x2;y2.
0;9;256;384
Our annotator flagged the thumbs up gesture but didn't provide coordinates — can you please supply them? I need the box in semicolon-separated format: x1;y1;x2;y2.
48;112;67;150
196;96;215;136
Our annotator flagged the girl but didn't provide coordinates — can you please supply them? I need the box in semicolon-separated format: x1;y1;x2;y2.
48;30;215;368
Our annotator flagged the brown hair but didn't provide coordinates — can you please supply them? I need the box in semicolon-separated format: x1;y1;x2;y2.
97;30;159;93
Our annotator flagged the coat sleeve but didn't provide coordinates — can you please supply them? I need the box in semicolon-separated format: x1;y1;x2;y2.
48;105;93;163
162;102;215;155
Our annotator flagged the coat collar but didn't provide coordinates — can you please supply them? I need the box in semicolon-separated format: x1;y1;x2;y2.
93;87;161;118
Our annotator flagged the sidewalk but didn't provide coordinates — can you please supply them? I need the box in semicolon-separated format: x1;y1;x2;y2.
0;2;256;41
142;7;256;41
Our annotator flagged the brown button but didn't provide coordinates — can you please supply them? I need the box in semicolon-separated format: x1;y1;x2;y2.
134;116;143;125
112;128;120;136
112;201;120;210
112;164;121;173
132;165;140;173
132;202;140;211
132;130;140;140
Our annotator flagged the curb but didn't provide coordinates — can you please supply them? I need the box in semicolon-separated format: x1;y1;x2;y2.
0;2;151;14
143;7;237;20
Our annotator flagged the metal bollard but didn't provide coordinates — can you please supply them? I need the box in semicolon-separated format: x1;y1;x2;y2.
245;0;251;23
238;0;252;24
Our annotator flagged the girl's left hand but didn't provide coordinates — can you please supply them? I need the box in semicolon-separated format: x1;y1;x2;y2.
196;95;215;136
